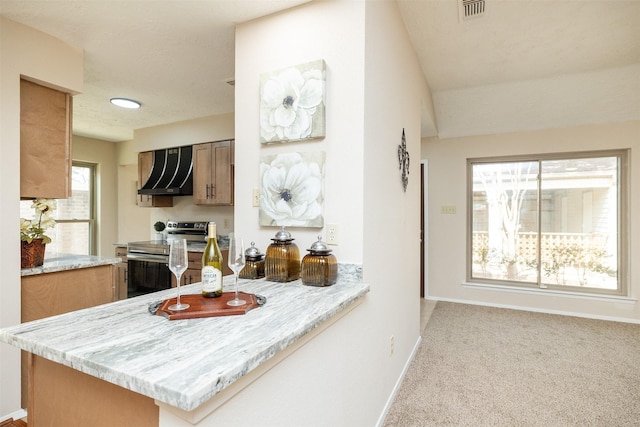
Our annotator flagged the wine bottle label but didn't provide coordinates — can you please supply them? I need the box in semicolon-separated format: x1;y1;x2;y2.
202;266;222;293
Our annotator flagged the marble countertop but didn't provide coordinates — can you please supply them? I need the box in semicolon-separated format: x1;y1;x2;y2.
21;254;121;277
1;270;369;412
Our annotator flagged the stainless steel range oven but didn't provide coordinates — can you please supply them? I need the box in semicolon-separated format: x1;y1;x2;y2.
126;221;208;298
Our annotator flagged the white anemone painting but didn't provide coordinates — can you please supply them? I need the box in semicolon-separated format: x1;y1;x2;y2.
259;152;325;227
259;60;326;143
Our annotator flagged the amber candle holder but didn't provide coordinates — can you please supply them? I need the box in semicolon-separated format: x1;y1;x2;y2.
264;228;300;282
301;236;338;287
239;241;265;280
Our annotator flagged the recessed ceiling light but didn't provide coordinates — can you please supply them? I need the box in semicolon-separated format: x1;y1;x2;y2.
110;98;141;109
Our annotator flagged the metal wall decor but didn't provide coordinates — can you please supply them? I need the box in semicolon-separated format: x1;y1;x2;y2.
398;128;410;192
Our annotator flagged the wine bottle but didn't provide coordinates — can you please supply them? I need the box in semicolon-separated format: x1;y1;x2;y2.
201;222;223;298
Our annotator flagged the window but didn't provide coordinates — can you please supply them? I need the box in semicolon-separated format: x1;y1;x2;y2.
21;162;97;256
468;150;627;296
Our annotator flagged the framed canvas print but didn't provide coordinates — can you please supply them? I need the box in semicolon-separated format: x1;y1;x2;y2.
259;151;325;227
259;59;326;144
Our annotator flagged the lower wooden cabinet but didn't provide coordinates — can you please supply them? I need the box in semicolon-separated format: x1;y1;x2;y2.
171;249;231;287
115;246;128;300
29;355;158;427
21;265;115;409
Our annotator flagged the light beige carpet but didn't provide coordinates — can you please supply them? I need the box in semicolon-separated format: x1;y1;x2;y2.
384;302;640;426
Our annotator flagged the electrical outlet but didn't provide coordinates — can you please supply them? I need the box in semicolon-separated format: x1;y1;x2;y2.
326;223;339;245
390;336;395;356
440;205;456;214
252;188;260;207
223;219;229;229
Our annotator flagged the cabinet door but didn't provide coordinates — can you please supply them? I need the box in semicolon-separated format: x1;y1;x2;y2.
114;246;128;300
211;141;234;205
193;143;213;205
193;140;234;206
137;151;173;207
115;263;128;300
20;79;73;199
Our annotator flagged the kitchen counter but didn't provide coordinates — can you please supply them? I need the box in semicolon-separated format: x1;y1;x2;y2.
1;269;368;416
20;253;121;277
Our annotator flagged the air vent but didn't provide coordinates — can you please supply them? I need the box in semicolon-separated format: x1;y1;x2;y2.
459;0;486;21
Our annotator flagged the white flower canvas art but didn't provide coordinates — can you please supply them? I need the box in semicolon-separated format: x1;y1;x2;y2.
259;152;325;228
259;60;326;144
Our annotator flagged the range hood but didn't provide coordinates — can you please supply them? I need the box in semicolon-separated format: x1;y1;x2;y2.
138;146;193;196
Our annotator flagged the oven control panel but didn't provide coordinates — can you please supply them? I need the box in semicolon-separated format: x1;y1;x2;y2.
166;220;209;242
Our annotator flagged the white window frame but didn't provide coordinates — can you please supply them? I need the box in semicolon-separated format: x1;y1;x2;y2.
467;150;629;297
54;162;97;255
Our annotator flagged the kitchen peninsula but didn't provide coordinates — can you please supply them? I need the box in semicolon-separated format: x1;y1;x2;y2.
2;267;369;426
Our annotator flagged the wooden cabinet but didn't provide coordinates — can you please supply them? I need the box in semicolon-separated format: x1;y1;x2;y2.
184;251;203;286
114;246;128;300
193;140;234;205
137;151;173;207
21;265;115;408
171;249;231;287
20;79;73;199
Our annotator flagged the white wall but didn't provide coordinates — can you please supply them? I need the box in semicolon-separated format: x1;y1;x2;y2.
215;1;425;425
423;120;640;322
73;136;118;256
0;17;83;418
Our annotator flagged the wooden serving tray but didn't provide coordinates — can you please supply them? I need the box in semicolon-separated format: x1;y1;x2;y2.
156;292;260;320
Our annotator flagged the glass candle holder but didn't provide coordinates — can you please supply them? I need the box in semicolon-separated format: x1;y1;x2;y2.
301;236;338;287
264;227;300;282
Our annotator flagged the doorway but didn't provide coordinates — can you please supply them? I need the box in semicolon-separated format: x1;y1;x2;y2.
420;161;428;298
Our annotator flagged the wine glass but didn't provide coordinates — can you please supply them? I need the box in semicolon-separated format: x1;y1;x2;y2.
168;239;190;311
227;234;246;306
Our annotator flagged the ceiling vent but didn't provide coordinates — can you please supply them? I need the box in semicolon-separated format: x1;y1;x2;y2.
459;0;486;21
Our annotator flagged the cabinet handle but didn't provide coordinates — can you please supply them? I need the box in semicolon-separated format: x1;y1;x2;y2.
206;184;210;199
124;269;127;283
211;185;215;198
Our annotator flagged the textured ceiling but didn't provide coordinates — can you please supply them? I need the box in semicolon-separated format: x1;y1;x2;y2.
1;0;639;141
0;0;312;141
397;0;640;91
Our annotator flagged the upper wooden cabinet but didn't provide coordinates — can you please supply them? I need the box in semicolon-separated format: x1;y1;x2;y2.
137;151;173;207
193;140;234;205
20;79;73;199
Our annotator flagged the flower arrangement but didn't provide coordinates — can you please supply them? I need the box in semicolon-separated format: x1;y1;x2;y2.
20;198;56;244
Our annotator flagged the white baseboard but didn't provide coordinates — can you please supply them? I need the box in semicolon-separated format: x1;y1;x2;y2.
375;335;423;427
0;408;27;423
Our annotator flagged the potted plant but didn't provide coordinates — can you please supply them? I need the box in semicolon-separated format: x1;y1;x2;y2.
154;221;166;240
20;198;56;268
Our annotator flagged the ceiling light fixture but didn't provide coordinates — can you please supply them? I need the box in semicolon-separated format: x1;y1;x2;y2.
110;98;142;109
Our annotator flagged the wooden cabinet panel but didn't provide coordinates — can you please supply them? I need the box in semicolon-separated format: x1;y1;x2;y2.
29;355;158;427
21;265;115;323
114;246;128;300
21;265;115;408
137;151;173;207
20;79;73;199
171;249;231;287
193;140;234;205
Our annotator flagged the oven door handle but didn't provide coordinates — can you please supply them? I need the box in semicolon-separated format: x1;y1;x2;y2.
127;252;169;264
